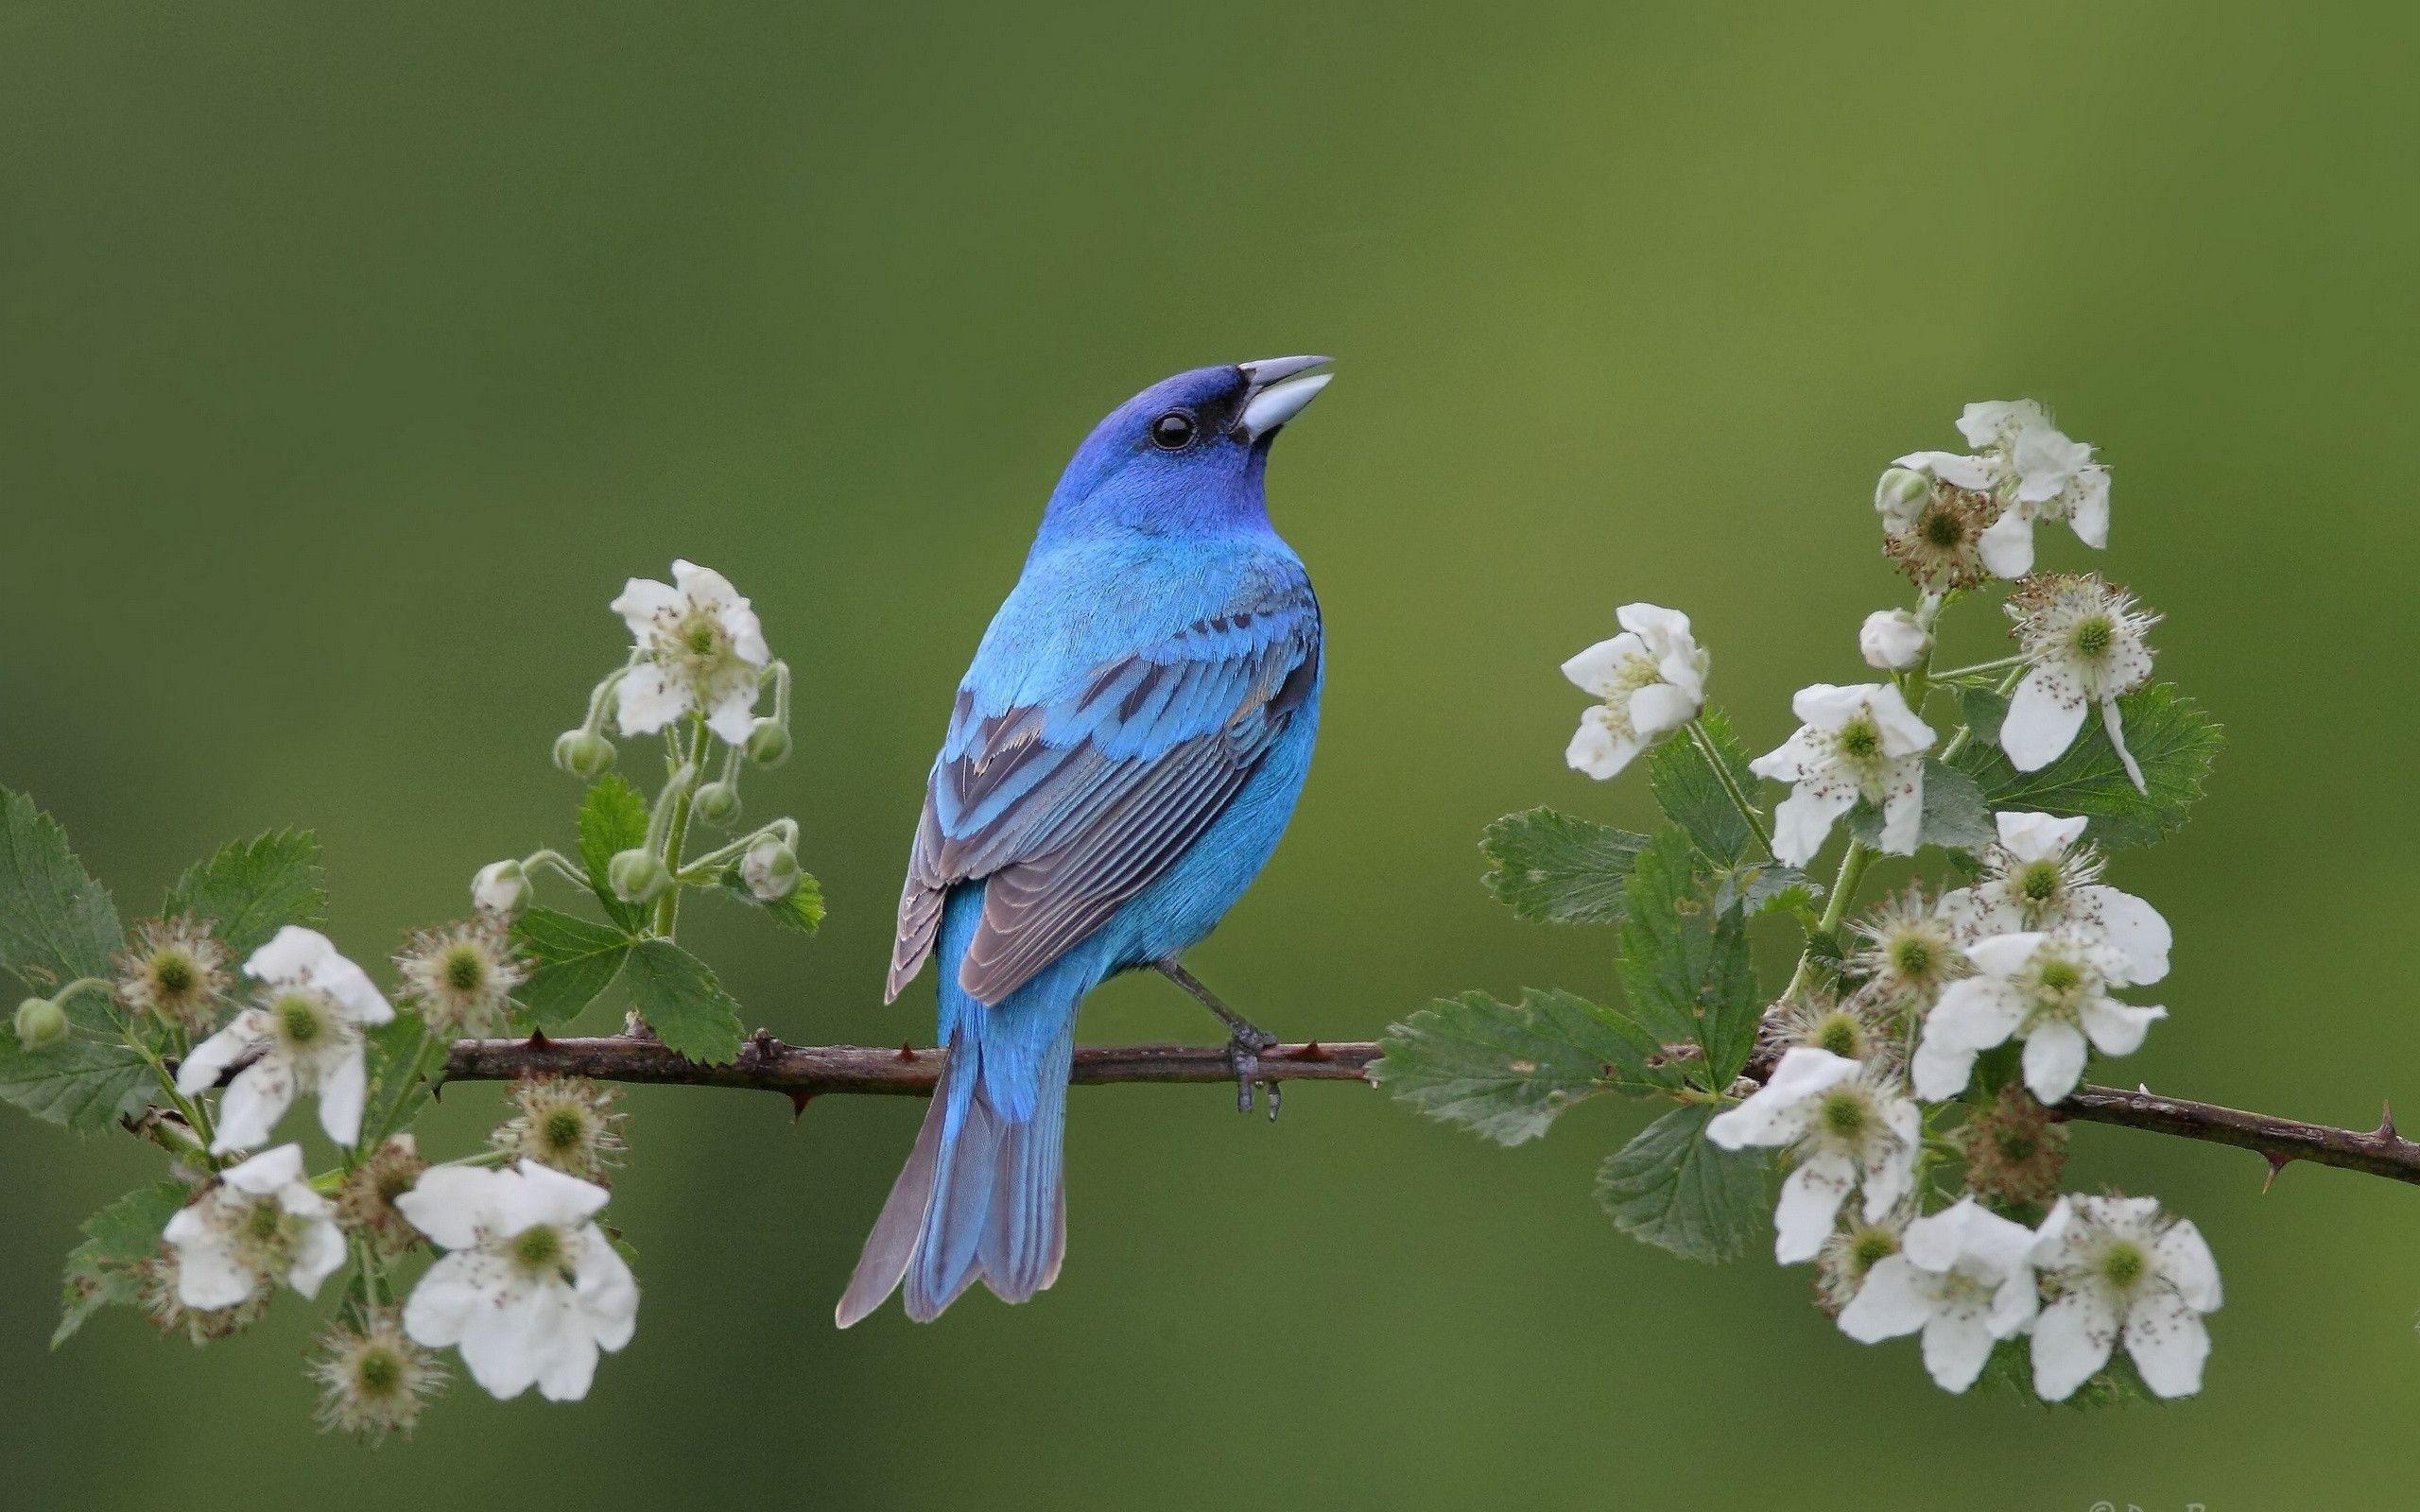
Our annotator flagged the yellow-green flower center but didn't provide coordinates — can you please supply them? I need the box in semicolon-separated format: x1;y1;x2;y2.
2019;860;2063;903
1819;1087;1870;1140
1849;1227;1899;1272
511;1224;565;1275
441;944;488;996
153;952;197;997
1921;505;1962;549
1838;717;1881;762
1812;1012;1866;1058
1891;936;1934;977
274;992;328;1046
541;1105;589;1155
354;1345;403;1395
2100;1238;2147;1289
2071;615;2115;660
2036;960;2081;994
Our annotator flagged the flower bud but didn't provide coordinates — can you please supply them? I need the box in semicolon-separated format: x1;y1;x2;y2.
471;860;531;919
1873;467;1931;532
744;718;791;768
691;782;743;827
740;836;801;902
1858;609;1930;671
552;730;616;780
608;850;672;905
14;995;68;1052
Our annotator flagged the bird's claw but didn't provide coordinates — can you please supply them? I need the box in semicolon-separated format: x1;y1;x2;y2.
1227;1025;1280;1121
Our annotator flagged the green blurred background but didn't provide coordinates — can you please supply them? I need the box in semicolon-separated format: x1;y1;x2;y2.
3;1;2413;1505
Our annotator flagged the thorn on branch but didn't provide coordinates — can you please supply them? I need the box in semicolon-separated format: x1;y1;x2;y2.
2261;1151;2293;1194
526;1026;552;1049
896;1041;919;1062
1293;1040;1330;1061
788;1091;815;1125
2377;1100;2398;1143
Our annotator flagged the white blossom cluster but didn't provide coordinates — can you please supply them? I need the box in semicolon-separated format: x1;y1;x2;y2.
1556;401;2221;1402
78;559;800;1439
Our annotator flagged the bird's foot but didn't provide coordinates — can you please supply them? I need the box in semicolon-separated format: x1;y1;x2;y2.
1226;1022;1282;1121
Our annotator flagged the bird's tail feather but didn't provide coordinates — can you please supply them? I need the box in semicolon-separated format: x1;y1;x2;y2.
834;1024;1072;1328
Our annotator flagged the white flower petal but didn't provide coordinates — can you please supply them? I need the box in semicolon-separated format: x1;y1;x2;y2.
220;1144;306;1194
306;948;392;1026
2078;998;2166;1059
610;576;681;637
2031;1287;2118;1401
571;1225;641;1352
175;1014;267;1096
2122;1288;2212;1399
670;558;740;607
1858;610;1928;671
2068;466;2111;547
2020;1019;2090;1103
243;924;337;984
1747;726;1828;784
1627;681;1700;739
288;1215;348;1298
2002;666;2090;772
1789;683;1869;730
212;1057;297;1154
704;687;761;746
2154;1219;2223;1313
317;1045;369;1146
1876;779;1924;857
171;1236;258;1311
1965;931;2049;977
1995;810;2088;862
615;662;689;735
1956;400;2045;450
1564;707;1641;781
1864;684;1936;756
1977;510;2036;578
1838;1255;1933;1342
1921;1306;1999;1393
1860;1097;1922;1221
1705;1048;1857;1149
1773;1152;1856;1264
457;1289;549;1401
511;1160;614;1228
397;1166;506;1251
1559;634;1645;696
1770;783;1856;868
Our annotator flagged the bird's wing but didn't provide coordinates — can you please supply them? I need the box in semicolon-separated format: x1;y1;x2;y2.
888;591;1320;1005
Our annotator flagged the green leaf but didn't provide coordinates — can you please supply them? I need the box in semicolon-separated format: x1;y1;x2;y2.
55;1181;187;1347
163;830;325;959
1617;829;1759;1085
1846;760;1995;853
1595;1105;1768;1263
1479;808;1650;925
1649;708;1757;865
1373;988;1671;1146
717;868;826;934
622;940;745;1064
1949;683;2221;849
578;777;653;933
0;1034;154;1131
0;786;124;995
509;908;633;1026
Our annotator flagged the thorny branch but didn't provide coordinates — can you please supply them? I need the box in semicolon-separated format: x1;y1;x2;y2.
430;1032;2420;1189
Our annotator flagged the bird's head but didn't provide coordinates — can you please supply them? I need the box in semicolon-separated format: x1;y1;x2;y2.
1037;356;1333;541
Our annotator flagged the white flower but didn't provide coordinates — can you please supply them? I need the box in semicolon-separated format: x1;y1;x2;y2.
2001;575;2159;788
1838;1195;2041;1393
1706;1048;1920;1264
1749;683;1935;866
398;1160;639;1402
1891;402;2111;578
1858;609;1929;671
177;926;394;1153
611;559;772;746
1911;930;2166;1105
2030;1194;2221;1400
472;859;531;918
1938;812;2170;982
1560;603;1708;780
1890;447;2002;498
161;1143;346;1310
1955;399;2048;451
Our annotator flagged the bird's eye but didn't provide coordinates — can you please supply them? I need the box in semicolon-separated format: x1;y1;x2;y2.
1150;410;1198;451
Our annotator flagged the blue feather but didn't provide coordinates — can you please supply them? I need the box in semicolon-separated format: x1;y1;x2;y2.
838;361;1328;1327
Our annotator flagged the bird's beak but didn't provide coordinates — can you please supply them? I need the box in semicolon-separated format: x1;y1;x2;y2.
1235;354;1335;442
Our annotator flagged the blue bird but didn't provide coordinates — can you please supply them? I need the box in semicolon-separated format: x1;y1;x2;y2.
836;356;1333;1327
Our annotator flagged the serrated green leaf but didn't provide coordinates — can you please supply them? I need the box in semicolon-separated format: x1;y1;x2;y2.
717;868;826;934
55;1181;187;1347
1649;708;1759;865
1373;988;1671;1146
1479;808;1650;925
622;939;745;1064
1949;683;2221;849
1846;760;1995;853
0;786;124;996
0;1034;155;1131
578;777;653;933
1595;1105;1768;1263
163;830;326;959
1960;685;2009;748
509;908;633;1026
1618;829;1759;1085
